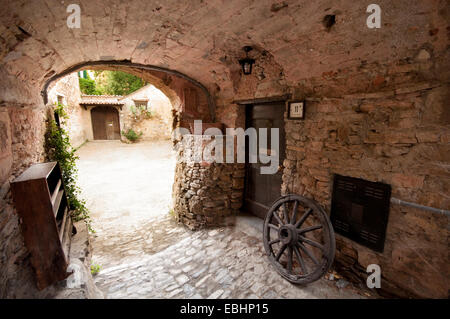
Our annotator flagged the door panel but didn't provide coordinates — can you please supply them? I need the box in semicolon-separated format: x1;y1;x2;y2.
105;110;120;140
91;108;106;140
244;102;286;219
91;107;120;140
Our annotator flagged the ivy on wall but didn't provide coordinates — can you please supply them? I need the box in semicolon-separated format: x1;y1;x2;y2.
45;103;93;232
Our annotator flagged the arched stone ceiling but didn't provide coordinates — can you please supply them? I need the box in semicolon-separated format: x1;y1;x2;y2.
0;0;448;103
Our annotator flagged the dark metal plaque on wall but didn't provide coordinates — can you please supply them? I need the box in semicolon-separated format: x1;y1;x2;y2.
330;174;391;253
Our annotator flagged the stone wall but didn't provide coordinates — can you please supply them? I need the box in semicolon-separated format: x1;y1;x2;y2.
119;84;172;141
171;46;450;298
0;103;49;298
47;73;89;148
172;135;245;230
0;75;91;298
206;28;449;297
279;62;449;298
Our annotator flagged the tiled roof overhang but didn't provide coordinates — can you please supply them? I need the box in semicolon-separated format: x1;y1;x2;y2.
79;101;124;105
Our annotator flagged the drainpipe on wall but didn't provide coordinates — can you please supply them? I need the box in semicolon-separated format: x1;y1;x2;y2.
390;197;450;217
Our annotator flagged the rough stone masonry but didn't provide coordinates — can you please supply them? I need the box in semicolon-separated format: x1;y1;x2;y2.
0;0;449;298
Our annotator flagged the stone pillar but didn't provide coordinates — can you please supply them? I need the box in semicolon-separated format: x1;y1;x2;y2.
172;134;245;230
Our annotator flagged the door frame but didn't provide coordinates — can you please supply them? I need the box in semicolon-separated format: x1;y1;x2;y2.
236;95;290;219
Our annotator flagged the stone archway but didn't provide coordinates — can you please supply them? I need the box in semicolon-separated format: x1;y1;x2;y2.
43;63;234;233
42;61;217;127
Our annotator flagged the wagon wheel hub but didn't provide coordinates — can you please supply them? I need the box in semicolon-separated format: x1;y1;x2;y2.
279;225;298;245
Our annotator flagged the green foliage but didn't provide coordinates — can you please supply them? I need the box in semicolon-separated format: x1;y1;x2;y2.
45;103;93;232
78;70;145;96
90;263;101;275
99;71;146;96
122;128;143;142
129;104;153;119
144;109;154;119
54;101;66;115
79;77;103;95
129;104;138;116
129;103;154;120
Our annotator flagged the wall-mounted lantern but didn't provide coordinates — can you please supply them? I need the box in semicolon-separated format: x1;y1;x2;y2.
238;46;255;75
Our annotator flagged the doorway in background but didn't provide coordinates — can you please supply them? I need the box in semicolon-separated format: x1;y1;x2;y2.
91;106;121;140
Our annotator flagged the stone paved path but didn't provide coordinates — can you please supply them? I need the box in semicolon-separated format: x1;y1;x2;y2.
76;140;369;299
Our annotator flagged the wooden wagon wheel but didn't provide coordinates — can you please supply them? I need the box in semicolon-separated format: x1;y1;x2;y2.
263;194;336;284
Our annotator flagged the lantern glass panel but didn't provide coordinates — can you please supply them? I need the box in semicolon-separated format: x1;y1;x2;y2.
244;63;251;74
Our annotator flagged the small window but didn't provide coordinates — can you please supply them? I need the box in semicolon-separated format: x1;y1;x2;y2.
134;100;148;110
57;95;65;106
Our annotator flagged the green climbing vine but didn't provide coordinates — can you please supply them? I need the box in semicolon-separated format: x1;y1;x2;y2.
45;103;93;232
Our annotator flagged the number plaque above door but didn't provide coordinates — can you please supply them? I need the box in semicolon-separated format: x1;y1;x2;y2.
287;100;305;119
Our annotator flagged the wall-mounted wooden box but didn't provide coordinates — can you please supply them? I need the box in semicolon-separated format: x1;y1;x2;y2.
11;162;72;290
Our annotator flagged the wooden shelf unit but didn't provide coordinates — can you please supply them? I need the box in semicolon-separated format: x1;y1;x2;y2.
11;161;72;290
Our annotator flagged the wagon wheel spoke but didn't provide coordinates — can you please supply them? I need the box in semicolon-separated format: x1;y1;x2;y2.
293;245;308;274
298;225;323;234
272;210;284;226
268;223;279;231
290;200;298;225
294;208;312;228
298;242;319;266
268;238;280;246
298;235;325;252
275;244;287;261
287;246;293;274
282;203;289;224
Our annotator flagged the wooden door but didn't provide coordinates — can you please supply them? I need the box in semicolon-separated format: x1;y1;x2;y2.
91;106;121;140
244;102;286;219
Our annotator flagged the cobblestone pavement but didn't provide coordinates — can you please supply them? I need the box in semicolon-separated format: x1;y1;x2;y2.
76;141;369;299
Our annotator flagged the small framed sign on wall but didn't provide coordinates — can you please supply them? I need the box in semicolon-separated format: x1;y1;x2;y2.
287;100;305;119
